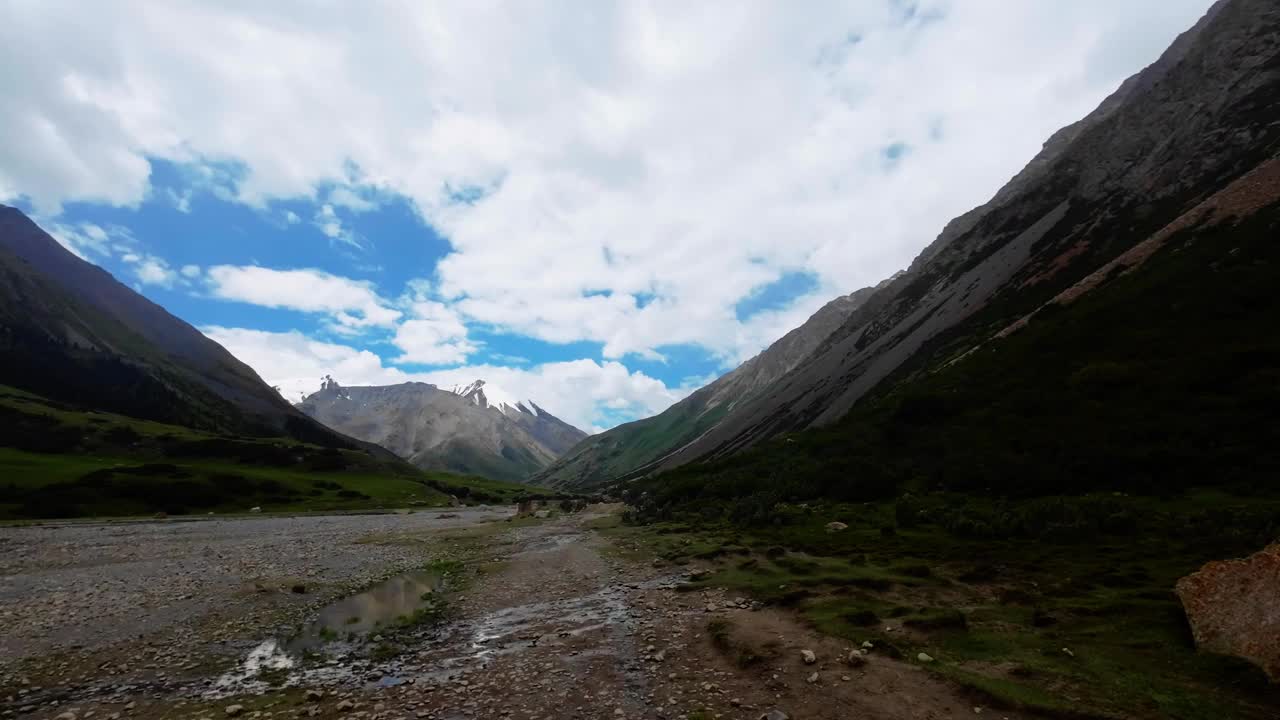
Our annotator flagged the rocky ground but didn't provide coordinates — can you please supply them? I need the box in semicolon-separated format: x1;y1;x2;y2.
2;508;1037;720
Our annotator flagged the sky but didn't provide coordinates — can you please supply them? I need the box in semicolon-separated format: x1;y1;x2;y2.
0;0;1214;433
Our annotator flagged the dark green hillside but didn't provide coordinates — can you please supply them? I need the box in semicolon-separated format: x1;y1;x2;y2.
0;203;360;446
0;385;537;520
632;193;1280;517
619;165;1280;720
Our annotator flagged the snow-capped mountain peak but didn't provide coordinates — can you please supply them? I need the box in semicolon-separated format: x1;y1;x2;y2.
450;379;539;416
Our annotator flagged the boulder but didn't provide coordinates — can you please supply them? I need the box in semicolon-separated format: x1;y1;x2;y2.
1176;543;1280;680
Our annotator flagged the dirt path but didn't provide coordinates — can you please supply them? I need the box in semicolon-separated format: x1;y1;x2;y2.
3;508;1037;720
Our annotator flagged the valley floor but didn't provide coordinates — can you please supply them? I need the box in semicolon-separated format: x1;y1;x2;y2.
2;508;1040;720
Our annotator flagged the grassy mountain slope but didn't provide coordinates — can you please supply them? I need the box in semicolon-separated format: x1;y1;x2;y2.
620;150;1280;720
0;204;357;447
535;285;883;489
0;384;537;520
651;0;1279;471
633;161;1280;513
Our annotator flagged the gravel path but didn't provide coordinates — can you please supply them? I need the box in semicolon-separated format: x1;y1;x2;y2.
0;509;508;673
2;508;1037;720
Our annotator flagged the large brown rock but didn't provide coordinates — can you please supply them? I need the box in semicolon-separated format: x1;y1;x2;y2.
1175;544;1280;680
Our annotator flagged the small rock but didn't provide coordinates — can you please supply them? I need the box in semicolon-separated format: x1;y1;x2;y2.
759;712;789;720
1062;647;1075;658
336;700;355;712
249;507;262;513
917;652;935;663
825;521;849;533
806;672;819;684
801;649;816;664
305;690;323;702
846;650;867;667
224;706;244;717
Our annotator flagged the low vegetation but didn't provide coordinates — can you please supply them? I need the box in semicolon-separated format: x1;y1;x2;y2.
605;496;1280;719
628;206;1279;517
0;384;536;520
608;202;1280;718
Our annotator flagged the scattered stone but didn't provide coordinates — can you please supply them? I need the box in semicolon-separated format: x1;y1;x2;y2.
305;690;323;702
825;521;849;533
249;507;262;513
917;652;935;663
1176;543;1280;679
759;712;789;720
1061;647;1075;658
846;650;867;667
806;672;819;684
336;700;355;712
224;706;244;717
801;649;816;664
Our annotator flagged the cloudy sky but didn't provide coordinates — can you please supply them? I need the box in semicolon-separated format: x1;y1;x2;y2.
1;0;1213;432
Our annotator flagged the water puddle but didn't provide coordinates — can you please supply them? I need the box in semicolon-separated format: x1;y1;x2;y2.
290;571;444;651
212;570;445;695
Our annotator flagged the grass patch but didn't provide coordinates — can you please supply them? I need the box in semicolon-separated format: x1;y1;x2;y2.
605;495;1280;719
706;618;771;669
0;385;537;520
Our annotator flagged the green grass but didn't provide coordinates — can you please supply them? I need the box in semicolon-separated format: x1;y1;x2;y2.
602;496;1280;720
0;384;537;520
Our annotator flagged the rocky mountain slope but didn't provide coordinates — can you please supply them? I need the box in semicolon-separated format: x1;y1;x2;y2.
0;204;361;448
535;281;888;489
299;378;586;482
648;0;1279;473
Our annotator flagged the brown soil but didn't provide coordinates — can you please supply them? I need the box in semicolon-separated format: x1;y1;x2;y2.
3;508;1042;720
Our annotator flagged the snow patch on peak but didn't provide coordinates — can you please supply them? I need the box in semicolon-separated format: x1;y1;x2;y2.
450;379;539;416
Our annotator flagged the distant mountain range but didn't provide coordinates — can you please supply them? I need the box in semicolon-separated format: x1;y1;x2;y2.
299;377;587;482
547;0;1280;493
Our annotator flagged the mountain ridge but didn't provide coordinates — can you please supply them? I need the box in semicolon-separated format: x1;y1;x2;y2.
0;203;372;450
298;377;587;483
534;278;892;489
646;0;1278;472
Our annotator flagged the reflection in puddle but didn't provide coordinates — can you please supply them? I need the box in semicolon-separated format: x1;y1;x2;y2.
289;571;444;652
213;570;444;694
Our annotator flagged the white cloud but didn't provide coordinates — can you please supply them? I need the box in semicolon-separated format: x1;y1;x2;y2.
328;186;378;213
47;222;112;259
393;300;476;366
165;187;193;212
1;0;1218;382
131;256;178;287
180;263;202;278
205;265;401;329
202;325;688;430
312;203;361;248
